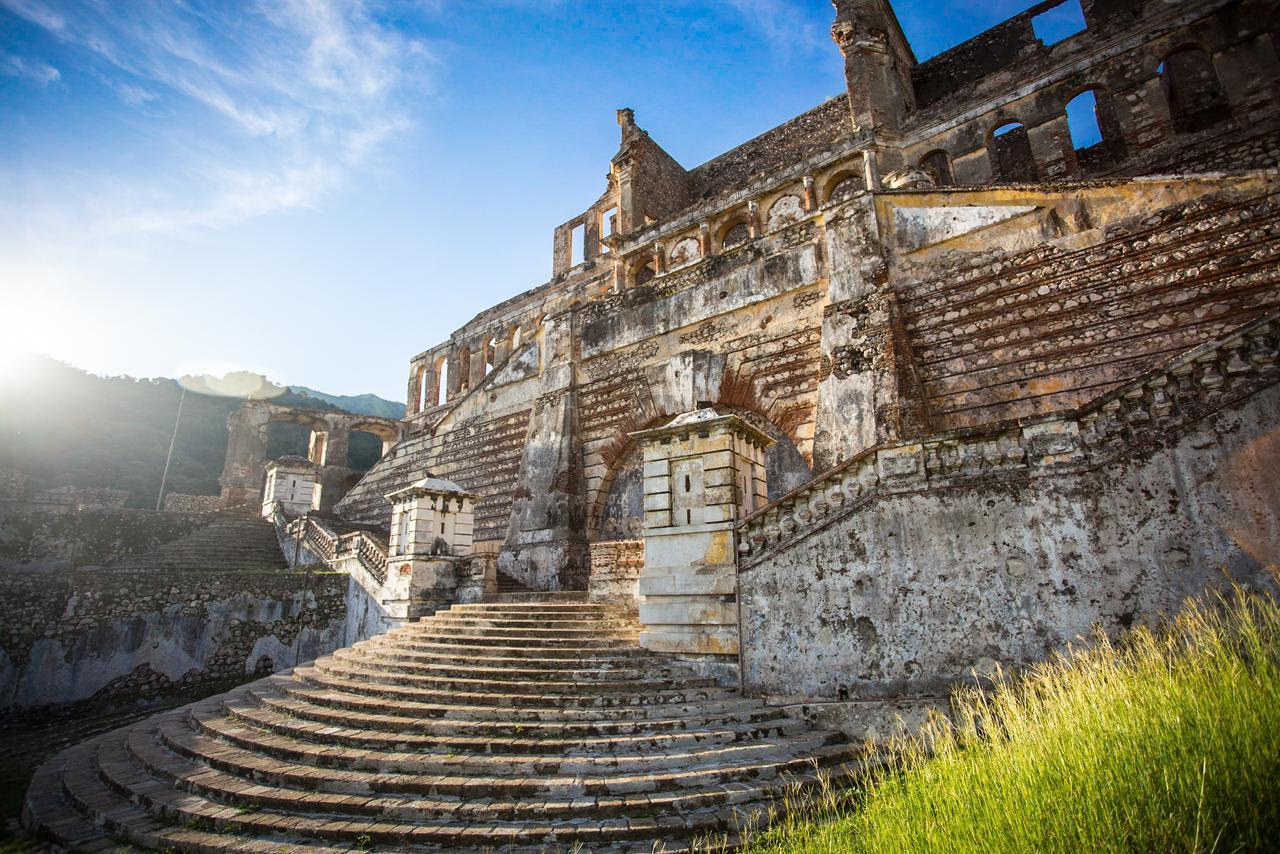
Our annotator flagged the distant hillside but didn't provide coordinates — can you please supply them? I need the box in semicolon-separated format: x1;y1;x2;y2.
289;387;404;419
0;357;400;509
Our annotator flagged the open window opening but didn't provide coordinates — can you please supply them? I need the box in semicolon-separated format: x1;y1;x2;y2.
570;222;585;267
484;336;497;375
599;206;617;254
1065;87;1126;171
1159;48;1231;134
918;150;954;187
347;430;384;472
1031;0;1086;46
434;357;449;406
1065;90;1103;149
988;121;1037;182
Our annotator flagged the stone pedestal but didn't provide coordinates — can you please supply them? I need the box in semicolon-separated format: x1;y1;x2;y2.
262;457;318;517
386;476;479;560
630;409;771;674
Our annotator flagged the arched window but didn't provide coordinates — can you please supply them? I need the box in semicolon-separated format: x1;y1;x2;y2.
484;336;497;375
416;366;428;413
1065;88;1126;172
824;170;864;203
632;258;657;287
988;121;1036;182
1159;48;1230;133
1065;90;1103;149
918;150;953;187
510;324;522;352
720;219;751;250
434;357;448;406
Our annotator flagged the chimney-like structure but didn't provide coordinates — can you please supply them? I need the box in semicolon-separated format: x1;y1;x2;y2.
830;0;917;136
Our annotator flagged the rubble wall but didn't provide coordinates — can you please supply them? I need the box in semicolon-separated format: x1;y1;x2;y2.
739;380;1280;700
0;504;209;571
0;569;348;714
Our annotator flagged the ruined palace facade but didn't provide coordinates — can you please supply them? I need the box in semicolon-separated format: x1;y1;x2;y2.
19;1;1280;848
313;0;1280;691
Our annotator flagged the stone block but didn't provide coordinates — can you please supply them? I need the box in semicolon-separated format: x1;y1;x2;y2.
640;627;739;656
640;598;737;626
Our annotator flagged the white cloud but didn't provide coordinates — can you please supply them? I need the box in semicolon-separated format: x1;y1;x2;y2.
1;51;60;83
721;0;829;58
0;0;433;234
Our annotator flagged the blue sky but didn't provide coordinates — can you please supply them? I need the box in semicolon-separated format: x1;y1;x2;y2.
1;0;1046;401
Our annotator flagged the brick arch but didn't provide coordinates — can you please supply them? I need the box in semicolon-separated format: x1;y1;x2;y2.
586;369;812;540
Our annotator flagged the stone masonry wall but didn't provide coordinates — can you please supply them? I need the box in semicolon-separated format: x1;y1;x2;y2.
893;178;1280;431
0;504;209;571
0;569;348;713
587;540;644;610
739;376;1280;701
338;407;532;542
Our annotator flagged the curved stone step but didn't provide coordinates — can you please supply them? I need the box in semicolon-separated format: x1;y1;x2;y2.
400;632;641;650
338;647;699;682
377;635;644;656
128;717;861;826
356;638;651;666
256;684;784;735
326;650;717;694
54;731;347;853
224;693;812;755
299;662;734;709
151;714;855;799
193;703;842;776
114;719;830;849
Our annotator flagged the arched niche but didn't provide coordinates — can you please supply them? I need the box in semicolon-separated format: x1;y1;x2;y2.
765;194;805;232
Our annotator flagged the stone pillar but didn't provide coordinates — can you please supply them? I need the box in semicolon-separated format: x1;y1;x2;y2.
314;426;351;514
812;193;929;471
219;406;269;507
630;408;771;681
501;312;590;591
262;456;319;517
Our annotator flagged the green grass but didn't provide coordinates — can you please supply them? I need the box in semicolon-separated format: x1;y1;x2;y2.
720;585;1280;854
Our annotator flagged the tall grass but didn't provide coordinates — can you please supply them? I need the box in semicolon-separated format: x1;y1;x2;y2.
725;585;1280;854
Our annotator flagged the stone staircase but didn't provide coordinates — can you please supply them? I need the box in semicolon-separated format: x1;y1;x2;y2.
107;507;287;572
496;567;535;595
24;597;864;852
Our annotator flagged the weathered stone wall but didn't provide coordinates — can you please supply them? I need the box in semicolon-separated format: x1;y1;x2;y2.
891;176;1280;430
162;493;223;513
901;0;1280;184
686;95;852;205
0;504;209;571
587;540;644;609
738;377;1280;701
0;569;348;713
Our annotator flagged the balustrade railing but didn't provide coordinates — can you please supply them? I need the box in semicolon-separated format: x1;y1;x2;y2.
266;504;389;585
737;310;1280;567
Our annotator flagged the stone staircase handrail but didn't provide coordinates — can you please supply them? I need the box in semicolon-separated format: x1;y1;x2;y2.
737;309;1280;568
